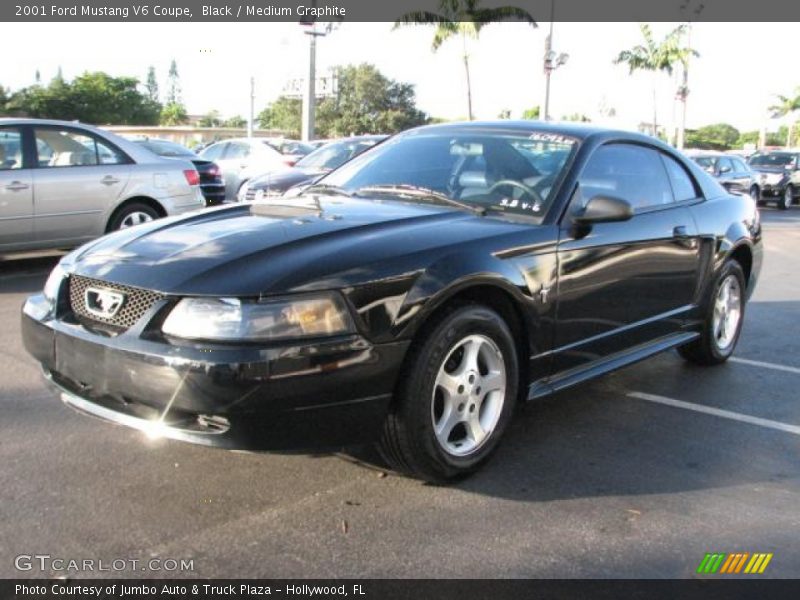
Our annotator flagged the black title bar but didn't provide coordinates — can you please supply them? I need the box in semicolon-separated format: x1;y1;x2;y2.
4;0;800;22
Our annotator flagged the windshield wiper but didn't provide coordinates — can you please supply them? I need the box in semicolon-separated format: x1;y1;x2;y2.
299;183;352;197
354;184;485;216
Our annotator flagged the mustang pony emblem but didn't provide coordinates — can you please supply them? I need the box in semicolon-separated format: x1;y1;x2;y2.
85;288;125;318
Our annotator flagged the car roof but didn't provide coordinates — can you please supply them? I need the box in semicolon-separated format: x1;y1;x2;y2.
412;119;626;140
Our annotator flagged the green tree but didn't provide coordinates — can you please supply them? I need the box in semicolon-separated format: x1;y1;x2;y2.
685;123;740;150
522;105;540;120
258;97;302;138
7;71;160;124
145;66;159;103
223;115;247;128
395;0;536;120
315;64;428;137
769;88;800;147
259;65;428;138
614;24;698;139
199;110;222;127
160;102;188;126
561;113;591;122
166;59;181;105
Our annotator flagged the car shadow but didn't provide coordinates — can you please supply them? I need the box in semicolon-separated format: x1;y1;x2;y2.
336;300;800;500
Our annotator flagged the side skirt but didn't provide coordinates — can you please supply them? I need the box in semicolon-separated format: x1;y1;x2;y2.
527;331;700;400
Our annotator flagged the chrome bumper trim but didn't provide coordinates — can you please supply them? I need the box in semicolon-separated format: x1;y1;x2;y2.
43;371;229;446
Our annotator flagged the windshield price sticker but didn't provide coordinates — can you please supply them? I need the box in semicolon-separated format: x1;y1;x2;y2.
528;133;576;145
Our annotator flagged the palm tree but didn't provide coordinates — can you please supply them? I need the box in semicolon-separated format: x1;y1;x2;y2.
614;24;698;140
395;0;536;120
769;89;800;148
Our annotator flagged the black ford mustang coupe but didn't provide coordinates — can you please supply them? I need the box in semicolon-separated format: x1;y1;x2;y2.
22;122;762;482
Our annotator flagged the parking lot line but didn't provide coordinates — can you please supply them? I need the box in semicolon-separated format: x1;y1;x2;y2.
730;356;800;375
627;392;800;436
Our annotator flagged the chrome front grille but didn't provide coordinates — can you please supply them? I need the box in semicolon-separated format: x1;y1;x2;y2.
68;275;164;332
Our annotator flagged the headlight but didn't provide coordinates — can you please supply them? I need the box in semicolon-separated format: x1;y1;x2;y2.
43;264;67;303
161;294;355;341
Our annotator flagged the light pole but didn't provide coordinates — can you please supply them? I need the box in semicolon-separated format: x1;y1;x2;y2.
300;20;337;141
542;0;568;121
247;76;255;138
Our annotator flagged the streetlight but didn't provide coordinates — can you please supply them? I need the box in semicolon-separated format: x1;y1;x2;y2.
300;17;338;141
542;0;568;121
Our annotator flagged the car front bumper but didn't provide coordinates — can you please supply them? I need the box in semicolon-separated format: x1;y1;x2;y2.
22;294;408;451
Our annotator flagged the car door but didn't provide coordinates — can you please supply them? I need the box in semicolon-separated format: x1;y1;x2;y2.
31;126;132;245
0;125;34;250
553;143;702;374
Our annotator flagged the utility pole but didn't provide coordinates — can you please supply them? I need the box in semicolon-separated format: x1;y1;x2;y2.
542;0;568;121
248;76;255;138
301;26;319;141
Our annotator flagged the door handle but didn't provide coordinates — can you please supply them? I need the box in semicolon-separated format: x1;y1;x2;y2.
4;181;29;192
101;176;120;185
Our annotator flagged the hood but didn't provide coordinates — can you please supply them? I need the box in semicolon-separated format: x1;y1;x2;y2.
65;197;528;296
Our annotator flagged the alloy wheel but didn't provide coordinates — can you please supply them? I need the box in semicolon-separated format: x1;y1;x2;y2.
119;211;154;229
712;274;742;352
431;334;506;457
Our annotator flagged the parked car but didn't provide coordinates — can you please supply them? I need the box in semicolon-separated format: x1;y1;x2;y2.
687;151;759;198
263;139;316;167
241;135;387;201
22;121;761;482
748;150;800;210
0;118;204;254
198;138;288;200
133;138;226;206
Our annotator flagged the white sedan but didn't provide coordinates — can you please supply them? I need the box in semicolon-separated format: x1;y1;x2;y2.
198;138;290;200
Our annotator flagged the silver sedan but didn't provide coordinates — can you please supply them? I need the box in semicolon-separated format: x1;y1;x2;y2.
0;118;205;254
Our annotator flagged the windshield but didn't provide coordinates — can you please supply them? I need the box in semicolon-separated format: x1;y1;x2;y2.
692;156;717;170
320;129;578;218
750;153;796;167
296;138;381;171
136;140;195;158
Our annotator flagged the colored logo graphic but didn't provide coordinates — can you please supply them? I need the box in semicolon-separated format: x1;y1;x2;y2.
697;552;773;574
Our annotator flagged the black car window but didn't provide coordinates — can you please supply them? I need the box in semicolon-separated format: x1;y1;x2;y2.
0;128;23;170
661;154;700;202
717;157;733;174
578;143;674;211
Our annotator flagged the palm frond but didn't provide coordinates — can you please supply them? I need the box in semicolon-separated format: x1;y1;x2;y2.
473;6;537;25
394;10;450;28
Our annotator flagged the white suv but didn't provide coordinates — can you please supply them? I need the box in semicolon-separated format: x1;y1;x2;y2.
0;118;205;253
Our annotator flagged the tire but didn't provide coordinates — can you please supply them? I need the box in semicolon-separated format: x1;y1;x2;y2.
778;185;793;210
678;260;746;366
379;304;519;482
108;202;160;231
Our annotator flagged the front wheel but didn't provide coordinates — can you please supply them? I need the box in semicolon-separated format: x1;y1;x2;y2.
678;260;746;366
379;305;519;482
779;185;794;210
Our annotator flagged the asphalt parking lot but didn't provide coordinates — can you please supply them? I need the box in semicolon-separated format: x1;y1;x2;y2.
1;208;798;579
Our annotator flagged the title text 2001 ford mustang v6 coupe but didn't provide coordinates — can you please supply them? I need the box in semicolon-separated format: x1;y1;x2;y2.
22;122;762;482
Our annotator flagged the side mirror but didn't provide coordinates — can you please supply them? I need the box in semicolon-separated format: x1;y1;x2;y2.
573;195;633;225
